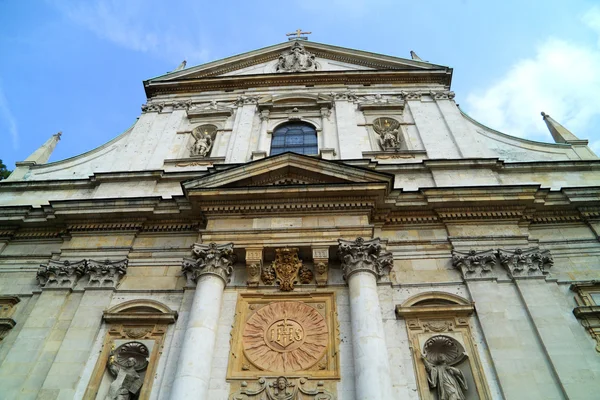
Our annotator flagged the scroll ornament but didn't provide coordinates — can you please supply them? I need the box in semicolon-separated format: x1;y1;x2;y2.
337;237;393;280
106;341;149;400
229;376;334;400
182;242;236;285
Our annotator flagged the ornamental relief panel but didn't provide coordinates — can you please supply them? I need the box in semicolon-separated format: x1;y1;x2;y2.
228;292;340;397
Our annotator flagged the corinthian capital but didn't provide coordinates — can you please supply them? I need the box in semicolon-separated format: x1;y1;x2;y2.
182;242;236;285
337;237;393;280
37;260;87;289
498;247;553;278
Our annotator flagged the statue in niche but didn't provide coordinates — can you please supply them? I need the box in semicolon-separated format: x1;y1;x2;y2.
105;341;149;400
190;124;217;157
276;41;318;73
372;117;402;150
422;335;468;400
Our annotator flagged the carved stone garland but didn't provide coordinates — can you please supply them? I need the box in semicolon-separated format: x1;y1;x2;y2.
182;242;236;285
229;376;334;399
337;237;393;280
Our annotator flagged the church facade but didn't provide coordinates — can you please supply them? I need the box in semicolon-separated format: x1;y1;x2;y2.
0;39;599;400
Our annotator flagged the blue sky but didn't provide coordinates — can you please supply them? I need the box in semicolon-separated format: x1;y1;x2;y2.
1;0;599;168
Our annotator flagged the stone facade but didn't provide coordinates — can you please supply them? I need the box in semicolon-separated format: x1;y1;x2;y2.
0;39;599;399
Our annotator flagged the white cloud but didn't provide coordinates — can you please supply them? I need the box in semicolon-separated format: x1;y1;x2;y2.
0;82;18;150
466;10;600;143
48;0;211;64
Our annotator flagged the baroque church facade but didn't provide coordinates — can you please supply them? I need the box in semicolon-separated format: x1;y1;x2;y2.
0;38;599;400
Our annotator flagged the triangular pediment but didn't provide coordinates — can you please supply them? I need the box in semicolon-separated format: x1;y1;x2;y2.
182;152;394;191
148;41;447;82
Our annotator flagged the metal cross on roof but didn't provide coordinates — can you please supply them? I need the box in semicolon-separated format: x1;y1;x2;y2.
286;29;311;41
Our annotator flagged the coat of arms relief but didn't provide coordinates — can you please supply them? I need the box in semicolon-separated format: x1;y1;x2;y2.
228;293;339;399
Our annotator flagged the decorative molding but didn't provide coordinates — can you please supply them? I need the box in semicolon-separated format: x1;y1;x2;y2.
37;260;87;289
186;100;234;118
235;95;261;106
182;242;236;285
452;249;497;279
430;90;456;100
0;296;19;341
337;237;393;281
229;376;335;399
140;102;164;113
452;248;553;280
330;91;357;101
571;282;600;352
357;94;405;111
86;259;128;288
498;247;553;278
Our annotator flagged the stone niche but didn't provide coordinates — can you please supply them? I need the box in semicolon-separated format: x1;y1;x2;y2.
227;292;340;398
83;300;177;400
396;292;492;400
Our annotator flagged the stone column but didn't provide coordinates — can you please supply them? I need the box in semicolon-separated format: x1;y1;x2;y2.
171;242;235;400
338;237;394;400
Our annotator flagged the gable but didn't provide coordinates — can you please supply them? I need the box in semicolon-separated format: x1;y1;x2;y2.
182;152;394;190
148;41;448;82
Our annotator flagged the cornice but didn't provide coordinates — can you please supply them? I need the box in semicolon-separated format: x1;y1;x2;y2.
144;70;452;97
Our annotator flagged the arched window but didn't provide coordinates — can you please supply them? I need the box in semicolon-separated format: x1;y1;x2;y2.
270;122;318;156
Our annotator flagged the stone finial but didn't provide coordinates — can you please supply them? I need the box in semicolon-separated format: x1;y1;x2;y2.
174;60;187;71
37;259;86;289
410;50;424;61
498;248;553;278
337;237;393;280
86;259;128;288
541;112;581;143
21;131;62;165
182;242;235;285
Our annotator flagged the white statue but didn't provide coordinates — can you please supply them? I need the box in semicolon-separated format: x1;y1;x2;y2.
190;125;216;157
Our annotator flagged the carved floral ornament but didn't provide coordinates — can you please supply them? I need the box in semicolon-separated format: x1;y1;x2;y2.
230;376;334;400
182;242;236;285
337;237;393;280
452;247;553;279
36;259;128;289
